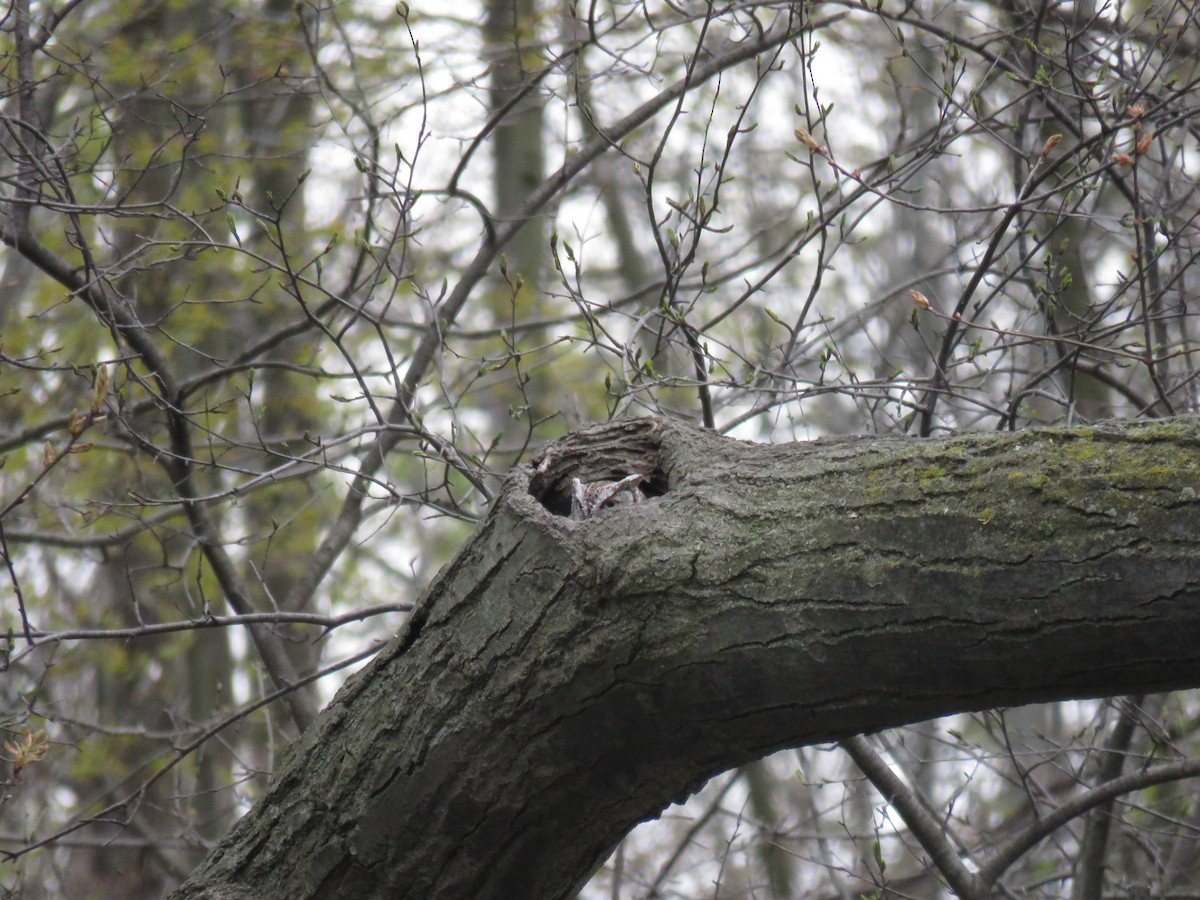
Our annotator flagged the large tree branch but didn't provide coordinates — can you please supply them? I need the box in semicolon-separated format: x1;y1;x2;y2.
175;415;1200;900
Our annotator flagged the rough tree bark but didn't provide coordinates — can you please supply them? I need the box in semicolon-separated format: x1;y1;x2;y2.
174;415;1200;900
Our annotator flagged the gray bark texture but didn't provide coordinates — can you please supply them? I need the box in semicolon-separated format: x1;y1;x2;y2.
174;415;1200;900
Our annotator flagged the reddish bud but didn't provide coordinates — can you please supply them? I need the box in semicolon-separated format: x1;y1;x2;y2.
909;290;931;310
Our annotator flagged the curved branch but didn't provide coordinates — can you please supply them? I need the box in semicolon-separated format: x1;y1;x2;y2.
176;415;1200;900
0;226;314;733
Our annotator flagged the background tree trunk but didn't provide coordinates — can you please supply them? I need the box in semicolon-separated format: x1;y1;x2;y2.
174;415;1200;900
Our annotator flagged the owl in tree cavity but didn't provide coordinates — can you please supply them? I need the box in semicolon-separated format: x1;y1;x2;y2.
570;474;646;520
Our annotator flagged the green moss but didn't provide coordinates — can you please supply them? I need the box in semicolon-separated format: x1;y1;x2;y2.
915;464;947;482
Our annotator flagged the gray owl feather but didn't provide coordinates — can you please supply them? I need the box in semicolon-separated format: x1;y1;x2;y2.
570;474;646;520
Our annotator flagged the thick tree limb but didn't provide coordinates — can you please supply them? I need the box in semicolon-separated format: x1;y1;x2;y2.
175;416;1200;900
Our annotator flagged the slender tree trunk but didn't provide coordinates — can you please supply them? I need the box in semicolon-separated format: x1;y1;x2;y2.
485;0;547;303
175;415;1200;900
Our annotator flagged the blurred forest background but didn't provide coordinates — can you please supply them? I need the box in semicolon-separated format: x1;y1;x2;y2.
2;0;1199;897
